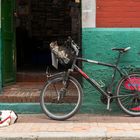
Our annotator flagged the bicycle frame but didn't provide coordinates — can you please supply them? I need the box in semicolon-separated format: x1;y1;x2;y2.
69;56;134;110
73;57;124;97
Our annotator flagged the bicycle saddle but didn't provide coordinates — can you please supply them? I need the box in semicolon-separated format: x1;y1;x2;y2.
112;47;131;53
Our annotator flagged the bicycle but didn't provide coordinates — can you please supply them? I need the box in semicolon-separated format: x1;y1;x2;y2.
40;37;140;120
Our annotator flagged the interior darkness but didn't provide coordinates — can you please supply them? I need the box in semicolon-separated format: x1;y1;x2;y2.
16;0;81;72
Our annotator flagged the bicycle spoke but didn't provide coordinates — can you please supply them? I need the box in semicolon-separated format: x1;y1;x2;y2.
120;88;136;105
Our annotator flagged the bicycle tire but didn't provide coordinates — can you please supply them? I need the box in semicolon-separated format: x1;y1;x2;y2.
116;73;140;116
40;75;83;120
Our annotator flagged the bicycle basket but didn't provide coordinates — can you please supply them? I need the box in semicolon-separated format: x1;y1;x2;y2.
50;41;75;65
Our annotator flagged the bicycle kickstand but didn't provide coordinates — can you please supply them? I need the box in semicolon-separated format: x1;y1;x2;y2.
107;97;112;111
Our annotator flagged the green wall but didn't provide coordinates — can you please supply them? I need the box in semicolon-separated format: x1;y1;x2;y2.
81;28;140;114
0;0;1;29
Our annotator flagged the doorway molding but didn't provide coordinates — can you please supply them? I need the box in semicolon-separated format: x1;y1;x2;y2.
0;0;2;90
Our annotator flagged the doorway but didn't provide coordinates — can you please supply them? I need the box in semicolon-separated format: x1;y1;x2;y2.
16;0;81;75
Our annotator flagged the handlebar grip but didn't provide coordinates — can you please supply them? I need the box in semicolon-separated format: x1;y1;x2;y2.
124;47;131;51
67;36;79;55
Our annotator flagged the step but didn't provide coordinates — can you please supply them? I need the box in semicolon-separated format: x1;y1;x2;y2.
0;81;79;103
0;82;43;103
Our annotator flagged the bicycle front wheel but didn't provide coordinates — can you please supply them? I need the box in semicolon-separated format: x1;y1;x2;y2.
40;76;83;120
116;73;140;116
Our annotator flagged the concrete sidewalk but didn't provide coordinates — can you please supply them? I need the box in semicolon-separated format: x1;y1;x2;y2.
0;114;140;140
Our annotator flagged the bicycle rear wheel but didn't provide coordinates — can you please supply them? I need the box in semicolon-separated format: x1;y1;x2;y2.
40;75;83;120
116;73;140;116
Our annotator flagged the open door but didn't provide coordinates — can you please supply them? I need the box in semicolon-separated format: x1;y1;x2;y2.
1;0;16;86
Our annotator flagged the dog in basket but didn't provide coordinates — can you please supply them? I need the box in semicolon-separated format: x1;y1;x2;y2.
50;41;74;64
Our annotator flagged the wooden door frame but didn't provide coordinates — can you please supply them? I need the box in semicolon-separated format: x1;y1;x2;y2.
0;0;2;90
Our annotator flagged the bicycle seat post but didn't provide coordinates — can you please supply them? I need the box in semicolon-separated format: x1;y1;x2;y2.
112;47;131;67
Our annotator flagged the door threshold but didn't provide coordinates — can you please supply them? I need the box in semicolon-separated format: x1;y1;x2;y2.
17;72;47;82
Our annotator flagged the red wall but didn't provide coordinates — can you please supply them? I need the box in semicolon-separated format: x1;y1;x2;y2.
96;0;140;27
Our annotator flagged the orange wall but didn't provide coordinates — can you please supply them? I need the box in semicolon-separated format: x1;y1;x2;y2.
96;0;140;27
